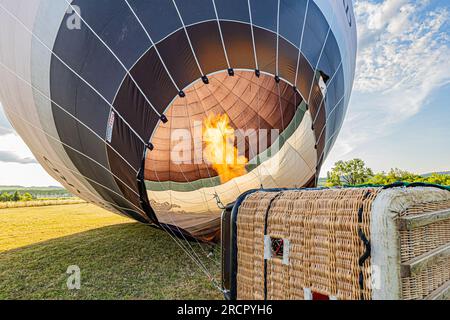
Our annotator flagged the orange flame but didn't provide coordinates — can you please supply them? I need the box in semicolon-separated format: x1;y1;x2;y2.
203;113;248;183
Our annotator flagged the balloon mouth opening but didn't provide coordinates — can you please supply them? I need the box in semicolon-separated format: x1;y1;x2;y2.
143;70;303;191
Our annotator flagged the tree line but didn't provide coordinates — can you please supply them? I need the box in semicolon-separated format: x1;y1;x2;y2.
0;191;35;202
326;159;450;187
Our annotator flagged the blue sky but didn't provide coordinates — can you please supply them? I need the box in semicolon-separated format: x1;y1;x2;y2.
0;0;449;186
322;0;450;174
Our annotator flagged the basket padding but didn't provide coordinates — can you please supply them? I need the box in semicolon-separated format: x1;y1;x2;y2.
371;187;450;300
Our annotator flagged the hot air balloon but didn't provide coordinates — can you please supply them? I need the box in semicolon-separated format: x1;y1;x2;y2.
0;0;357;242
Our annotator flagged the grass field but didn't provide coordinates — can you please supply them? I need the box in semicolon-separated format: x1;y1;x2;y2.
0;204;222;300
0;199;86;210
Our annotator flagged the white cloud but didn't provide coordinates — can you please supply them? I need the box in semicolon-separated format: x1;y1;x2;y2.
0;126;11;135
0;104;39;164
0;150;36;164
323;0;450;172
355;0;449;101
0;162;60;187
0;132;36;164
0;125;59;186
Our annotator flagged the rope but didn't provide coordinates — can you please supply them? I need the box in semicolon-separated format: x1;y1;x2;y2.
307;26;331;103
72;0;225;273
0;60;138;174
213;192;226;210
172;0;205;77
3;108;141;199
142;82;224;269
315;94;345;144
294;0;310;88
0;2;147;145
0;123;146;218
263;192;283;300
357;190;372;300
4;104;222;291
276;0;281;77
63;0;163;119
0;110;150;218
247;0;259;72
123;0;182;94
211;0;231;70
0;3;223;290
312;61;343;125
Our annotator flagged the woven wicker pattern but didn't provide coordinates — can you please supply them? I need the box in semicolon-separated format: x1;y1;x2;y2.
400;198;450;300
401;199;450;216
236;192;280;300
236;188;379;300
401;256;450;300
400;220;450;262
236;187;450;300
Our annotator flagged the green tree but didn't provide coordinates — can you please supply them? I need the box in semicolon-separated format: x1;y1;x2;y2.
366;169;419;185
384;168;421;184
0;192;12;202
366;172;389;185
21;192;34;201
326;159;374;186
12;191;21;202
424;173;446;185
363;169;450;186
422;173;450;186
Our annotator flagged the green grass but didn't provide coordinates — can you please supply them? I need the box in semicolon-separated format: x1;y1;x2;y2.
0;204;222;300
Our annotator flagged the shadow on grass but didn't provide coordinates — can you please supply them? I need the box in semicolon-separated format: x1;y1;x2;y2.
0;223;222;300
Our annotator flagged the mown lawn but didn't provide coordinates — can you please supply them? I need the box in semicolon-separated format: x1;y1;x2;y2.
0;204;222;300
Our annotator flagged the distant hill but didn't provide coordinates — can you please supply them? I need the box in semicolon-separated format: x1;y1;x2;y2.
421;171;450;177
0;186;72;199
0;185;64;189
318;177;327;187
317;171;449;187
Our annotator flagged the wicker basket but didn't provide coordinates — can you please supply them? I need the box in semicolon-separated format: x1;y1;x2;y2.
223;186;450;300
